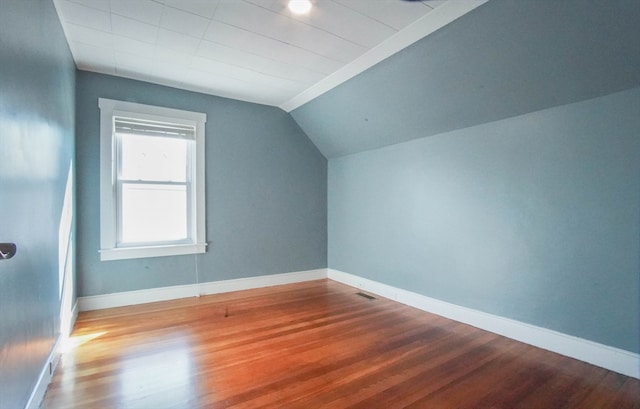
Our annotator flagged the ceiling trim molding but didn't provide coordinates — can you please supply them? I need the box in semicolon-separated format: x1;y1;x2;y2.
279;0;488;112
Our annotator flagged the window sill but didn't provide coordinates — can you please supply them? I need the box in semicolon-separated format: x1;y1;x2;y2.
99;243;207;261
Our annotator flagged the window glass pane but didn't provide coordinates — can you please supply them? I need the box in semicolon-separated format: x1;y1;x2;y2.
120;183;187;244
120;134;188;182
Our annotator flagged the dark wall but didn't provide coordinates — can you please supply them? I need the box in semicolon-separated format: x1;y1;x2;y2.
0;1;76;408
76;72;327;296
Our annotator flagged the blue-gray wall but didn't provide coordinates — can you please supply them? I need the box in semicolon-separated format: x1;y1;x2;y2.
292;0;640;158
0;1;76;408
76;72;327;296
328;87;640;353
289;0;640;355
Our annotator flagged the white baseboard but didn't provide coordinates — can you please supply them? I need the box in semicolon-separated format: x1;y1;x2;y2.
197;269;327;295
25;338;61;409
77;268;327;312
25;299;79;409
328;269;640;379
78;282;199;311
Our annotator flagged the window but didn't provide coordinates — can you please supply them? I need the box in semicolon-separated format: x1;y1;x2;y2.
99;98;206;261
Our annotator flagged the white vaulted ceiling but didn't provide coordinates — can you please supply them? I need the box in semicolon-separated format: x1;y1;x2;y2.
52;0;484;109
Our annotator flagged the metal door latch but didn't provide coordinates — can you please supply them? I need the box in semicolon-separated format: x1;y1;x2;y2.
0;243;17;260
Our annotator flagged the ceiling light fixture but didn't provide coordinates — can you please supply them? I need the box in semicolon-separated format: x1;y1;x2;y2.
288;0;312;15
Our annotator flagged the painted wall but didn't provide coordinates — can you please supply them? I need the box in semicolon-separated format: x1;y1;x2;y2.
76;72;327;297
328;87;640;353
0;1;76;408
292;0;640;158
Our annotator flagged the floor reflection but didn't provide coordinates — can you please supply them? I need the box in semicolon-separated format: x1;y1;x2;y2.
59;331;106;353
118;339;194;408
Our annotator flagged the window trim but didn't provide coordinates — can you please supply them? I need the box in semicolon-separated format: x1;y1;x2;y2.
98;98;207;261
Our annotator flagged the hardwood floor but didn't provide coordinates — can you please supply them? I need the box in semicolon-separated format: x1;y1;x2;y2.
42;279;639;408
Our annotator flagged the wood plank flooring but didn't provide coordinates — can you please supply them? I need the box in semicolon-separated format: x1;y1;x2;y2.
42;279;639;408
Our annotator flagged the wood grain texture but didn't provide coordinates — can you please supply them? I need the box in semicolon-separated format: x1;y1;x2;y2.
42;279;639;408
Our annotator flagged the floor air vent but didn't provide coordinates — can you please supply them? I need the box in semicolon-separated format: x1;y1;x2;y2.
355;292;376;300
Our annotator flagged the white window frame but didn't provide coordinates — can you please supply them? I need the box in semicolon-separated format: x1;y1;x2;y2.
99;98;207;261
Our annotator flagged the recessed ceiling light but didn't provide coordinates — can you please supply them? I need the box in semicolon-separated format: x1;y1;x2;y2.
288;0;312;15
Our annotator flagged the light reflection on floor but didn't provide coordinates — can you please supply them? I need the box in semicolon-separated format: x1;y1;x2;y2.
117;339;195;409
59;332;106;353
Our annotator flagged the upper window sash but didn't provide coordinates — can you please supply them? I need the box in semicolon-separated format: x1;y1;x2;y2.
114;117;196;140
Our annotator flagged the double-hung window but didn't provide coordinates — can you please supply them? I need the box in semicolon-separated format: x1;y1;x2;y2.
99;98;207;261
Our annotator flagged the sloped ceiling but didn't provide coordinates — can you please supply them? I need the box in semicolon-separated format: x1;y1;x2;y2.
291;0;640;158
53;0;483;107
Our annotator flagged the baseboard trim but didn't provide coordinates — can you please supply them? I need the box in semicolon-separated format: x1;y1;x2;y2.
25;299;79;409
77;269;327;312
25;337;61;409
197;269;327;295
328;269;640;379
